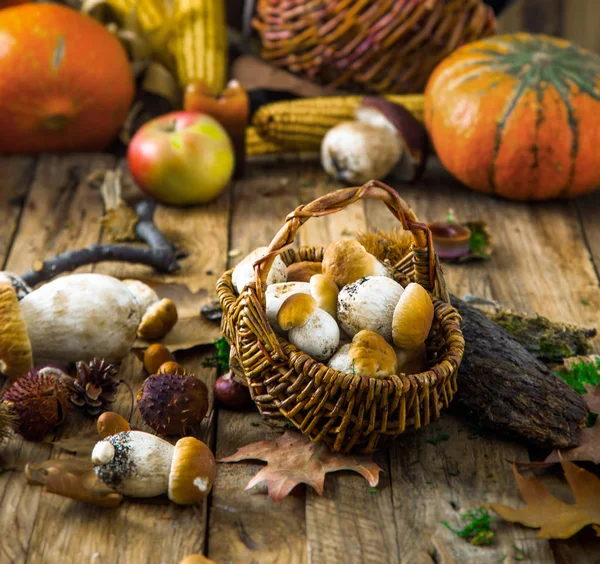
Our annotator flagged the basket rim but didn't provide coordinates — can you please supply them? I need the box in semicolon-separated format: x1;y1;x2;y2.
218;245;463;389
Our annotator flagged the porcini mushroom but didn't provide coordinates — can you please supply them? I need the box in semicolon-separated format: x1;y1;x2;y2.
15;273;141;366
392;283;434;350
328;330;397;377
137;298;178;341
92;431;216;504
322;240;390;288
231;246;287;294
287;261;322;282
0;282;33;379
321;97;429;184
265;282;311;333
309;274;338;318
395;342;426;375
277;293;339;361
122;279;160;317
0;272;31;300
337;276;404;341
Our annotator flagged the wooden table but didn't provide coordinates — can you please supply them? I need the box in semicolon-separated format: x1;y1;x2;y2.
1;154;599;564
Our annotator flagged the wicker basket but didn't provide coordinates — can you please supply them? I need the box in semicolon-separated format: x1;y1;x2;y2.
253;0;496;94
217;180;464;453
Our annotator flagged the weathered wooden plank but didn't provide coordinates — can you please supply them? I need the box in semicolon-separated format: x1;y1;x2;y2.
522;0;564;35
0;154;115;564
365;162;559;561
575;190;600;287
208;165;307;564
0;156;35;267
296;170;401;564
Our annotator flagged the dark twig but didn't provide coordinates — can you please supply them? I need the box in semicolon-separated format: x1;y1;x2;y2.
19;199;181;287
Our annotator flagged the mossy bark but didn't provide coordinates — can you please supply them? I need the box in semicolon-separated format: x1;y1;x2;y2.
450;296;588;449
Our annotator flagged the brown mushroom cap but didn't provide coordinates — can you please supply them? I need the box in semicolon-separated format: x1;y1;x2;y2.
168;437;216;505
287;261;323;282
309;274;339;318
357;97;430;183
277;293;318;331
392;283;434;349
179;555;216;564
137;298;178;341
0;283;33;380
322;240;388;288
349;330;397;377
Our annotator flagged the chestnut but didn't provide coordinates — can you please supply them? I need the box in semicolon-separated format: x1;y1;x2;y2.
214;372;252;410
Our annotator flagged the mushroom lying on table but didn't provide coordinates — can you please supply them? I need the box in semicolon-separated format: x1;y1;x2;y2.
92;431;216;504
0;273;178;379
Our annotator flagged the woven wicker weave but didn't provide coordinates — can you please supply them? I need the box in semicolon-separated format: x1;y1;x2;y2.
253;0;496;94
217;180;464;453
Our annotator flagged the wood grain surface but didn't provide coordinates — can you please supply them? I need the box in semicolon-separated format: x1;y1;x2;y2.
1;156;599;564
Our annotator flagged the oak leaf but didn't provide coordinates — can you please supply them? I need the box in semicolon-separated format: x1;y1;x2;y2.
545;383;600;464
220;431;382;502
486;461;600;539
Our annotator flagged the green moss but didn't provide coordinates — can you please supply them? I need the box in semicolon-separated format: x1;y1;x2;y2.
202;337;231;372
555;358;600;395
443;507;494;546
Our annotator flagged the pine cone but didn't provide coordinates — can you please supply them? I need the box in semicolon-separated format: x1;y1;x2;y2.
63;358;119;416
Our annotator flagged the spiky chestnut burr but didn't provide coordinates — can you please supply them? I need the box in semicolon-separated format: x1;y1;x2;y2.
3;369;70;441
136;373;208;436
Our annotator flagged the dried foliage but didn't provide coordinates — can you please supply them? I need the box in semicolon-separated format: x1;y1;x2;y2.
487;461;600;539
220;431;382;502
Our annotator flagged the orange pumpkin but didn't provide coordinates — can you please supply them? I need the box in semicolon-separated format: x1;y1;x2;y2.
425;34;600;200
0;4;134;153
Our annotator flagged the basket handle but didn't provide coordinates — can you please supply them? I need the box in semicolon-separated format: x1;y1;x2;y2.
253;179;437;292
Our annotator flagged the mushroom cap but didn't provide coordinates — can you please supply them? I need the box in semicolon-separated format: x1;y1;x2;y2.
395;342;426;375
265;282;311;333
309;274;338;318
321;121;402;184
350;330;397;377
322;240;389;289
231;246;287;295
392;283;434;349
122;279;159;317
327;330;397;377
168;437;216;505
92;430;174;498
179;556;215;564
287;261;322;282
19;273;141;364
277;293;319;331
0;282;33;380
337;276;404;342
288;308;340;361
137;298;178;341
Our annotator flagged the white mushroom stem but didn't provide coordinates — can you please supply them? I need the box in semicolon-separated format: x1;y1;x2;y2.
288;309;340;362
19;273;141;364
231;247;287;295
122;279;159;317
92;431;174;498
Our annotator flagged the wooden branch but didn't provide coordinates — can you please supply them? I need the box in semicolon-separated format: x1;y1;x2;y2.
449;295;588;449
19;200;180;287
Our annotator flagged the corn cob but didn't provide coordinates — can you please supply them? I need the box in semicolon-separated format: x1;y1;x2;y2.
169;0;227;95
251;94;425;152
246;127;287;156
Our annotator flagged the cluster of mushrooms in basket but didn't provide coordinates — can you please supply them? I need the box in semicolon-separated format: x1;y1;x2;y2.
232;239;434;378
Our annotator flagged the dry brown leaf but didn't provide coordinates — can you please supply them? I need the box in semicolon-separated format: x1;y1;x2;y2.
545;384;600;464
51;429;100;455
26;459;122;508
220;430;382;502
486;461;600;539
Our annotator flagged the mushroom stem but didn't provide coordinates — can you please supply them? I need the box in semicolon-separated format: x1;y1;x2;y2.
20;200;180;287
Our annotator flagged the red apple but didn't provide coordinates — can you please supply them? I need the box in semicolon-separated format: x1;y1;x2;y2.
127;111;235;205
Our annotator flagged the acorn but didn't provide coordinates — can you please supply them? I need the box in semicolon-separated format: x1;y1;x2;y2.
137;373;208;436
214;372;252;410
3;368;70;441
97;411;131;439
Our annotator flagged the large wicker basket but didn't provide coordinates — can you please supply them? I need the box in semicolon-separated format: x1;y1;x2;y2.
217;180;464;453
253;0;496;94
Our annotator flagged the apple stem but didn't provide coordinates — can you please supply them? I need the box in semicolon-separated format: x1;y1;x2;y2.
20;200;180;287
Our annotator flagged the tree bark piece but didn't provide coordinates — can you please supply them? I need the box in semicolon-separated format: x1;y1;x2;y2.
450;295;588;449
